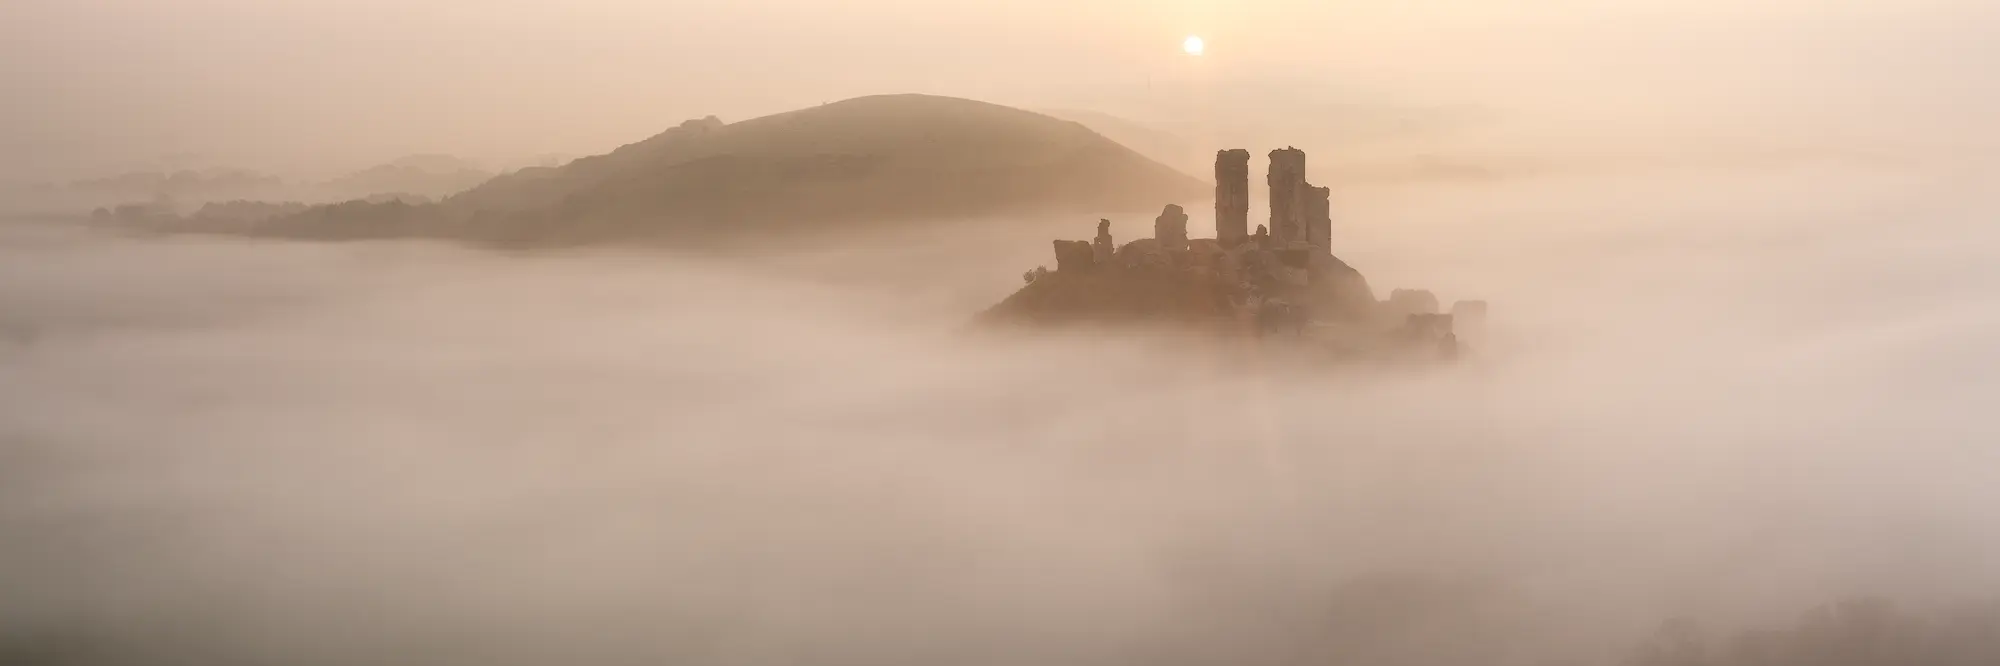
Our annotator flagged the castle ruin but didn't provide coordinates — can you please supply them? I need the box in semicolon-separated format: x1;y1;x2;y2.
1214;149;1250;247
1266;148;1308;247
1001;146;1473;360
1043;146;1355;287
1250;148;1334;260
1154;204;1189;252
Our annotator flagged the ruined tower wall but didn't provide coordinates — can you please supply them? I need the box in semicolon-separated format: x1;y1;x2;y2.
1092;219;1115;264
1304;184;1331;253
1053;240;1095;272
1154;204;1189;251
1267;148;1307;245
1214;149;1250;247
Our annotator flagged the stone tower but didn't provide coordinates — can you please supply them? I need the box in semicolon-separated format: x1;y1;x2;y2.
1214;149;1250;247
1267;148;1307;245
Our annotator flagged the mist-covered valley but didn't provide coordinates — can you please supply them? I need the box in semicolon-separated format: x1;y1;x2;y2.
4;160;1998;665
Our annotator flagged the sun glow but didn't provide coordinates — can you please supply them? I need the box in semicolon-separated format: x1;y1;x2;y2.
1182;35;1205;56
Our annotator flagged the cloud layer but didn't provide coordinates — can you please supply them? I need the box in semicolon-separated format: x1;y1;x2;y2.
3;162;1999;665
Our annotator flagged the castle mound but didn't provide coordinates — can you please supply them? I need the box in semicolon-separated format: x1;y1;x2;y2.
243;94;1207;246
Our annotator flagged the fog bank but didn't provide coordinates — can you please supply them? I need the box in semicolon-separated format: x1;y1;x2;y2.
3;163;1999;665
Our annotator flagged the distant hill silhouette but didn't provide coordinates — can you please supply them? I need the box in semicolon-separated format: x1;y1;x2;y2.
321;155;493;201
68;168;286;203
245;94;1206;246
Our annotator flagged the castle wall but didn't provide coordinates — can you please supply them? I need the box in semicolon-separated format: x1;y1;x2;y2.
1053;240;1095;272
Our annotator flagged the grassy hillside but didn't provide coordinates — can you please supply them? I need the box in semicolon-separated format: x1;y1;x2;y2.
253;94;1207;246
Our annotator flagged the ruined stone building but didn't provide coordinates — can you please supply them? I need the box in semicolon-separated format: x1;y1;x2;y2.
1154;204;1189;251
1092;219;1115;264
1266;148;1308;246
1255;147;1332;254
1304;185;1331;252
996;144;1471;361
1052;240;1094;272
1214;149;1250;247
1046;147;1352;286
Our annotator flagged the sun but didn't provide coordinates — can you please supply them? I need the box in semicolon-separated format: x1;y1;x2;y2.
1182;35;1205;56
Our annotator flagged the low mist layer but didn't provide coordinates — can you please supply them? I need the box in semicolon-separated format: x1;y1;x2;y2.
3;163;1998;665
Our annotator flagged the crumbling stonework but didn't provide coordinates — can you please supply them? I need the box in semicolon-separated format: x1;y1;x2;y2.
1154;204;1189;251
1053;240;1095;272
1214;149;1250;247
1304;185;1331;253
1268;148;1307;245
1093;219;1115;263
992;145;1479;365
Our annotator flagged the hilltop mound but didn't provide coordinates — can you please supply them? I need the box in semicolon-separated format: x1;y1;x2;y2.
242;95;1206;246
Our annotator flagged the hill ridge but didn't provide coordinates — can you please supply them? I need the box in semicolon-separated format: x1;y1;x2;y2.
218;94;1205;246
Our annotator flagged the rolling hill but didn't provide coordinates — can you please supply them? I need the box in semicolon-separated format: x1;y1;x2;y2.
249;94;1207;246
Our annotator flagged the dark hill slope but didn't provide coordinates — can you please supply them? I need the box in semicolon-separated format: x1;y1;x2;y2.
253;95;1207;246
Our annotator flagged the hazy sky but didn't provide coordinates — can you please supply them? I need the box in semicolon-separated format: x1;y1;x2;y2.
5;0;1997;176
